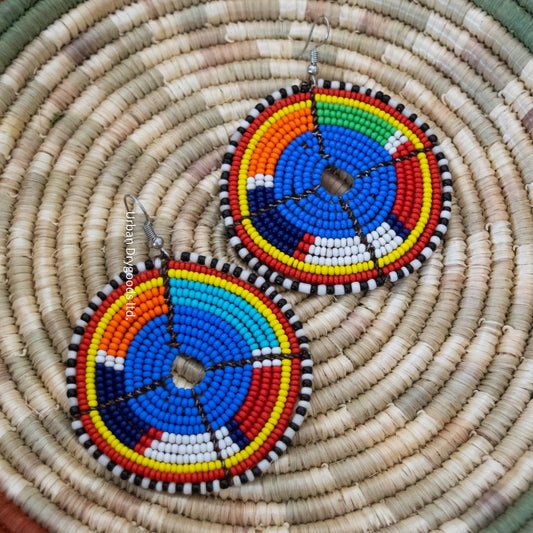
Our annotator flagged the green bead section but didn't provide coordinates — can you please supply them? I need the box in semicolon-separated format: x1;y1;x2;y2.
316;101;397;147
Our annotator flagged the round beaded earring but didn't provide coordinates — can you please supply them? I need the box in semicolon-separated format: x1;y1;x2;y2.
220;17;452;295
66;196;312;494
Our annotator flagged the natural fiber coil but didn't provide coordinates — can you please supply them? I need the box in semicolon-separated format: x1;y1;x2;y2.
0;0;532;532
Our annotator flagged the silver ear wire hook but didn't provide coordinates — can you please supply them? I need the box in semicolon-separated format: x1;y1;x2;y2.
299;15;330;87
123;194;169;257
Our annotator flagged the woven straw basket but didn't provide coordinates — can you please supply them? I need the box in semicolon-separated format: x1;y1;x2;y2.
1;0;533;531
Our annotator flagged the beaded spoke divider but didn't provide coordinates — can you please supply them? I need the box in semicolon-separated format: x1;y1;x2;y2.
220;79;452;295
67;251;312;493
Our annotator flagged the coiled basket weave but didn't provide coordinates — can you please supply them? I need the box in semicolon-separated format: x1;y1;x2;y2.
1;0;533;531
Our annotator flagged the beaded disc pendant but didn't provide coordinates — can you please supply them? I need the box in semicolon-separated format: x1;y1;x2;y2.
67;252;311;493
220;80;452;295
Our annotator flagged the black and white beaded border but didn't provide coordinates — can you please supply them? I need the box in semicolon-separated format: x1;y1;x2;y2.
219;79;452;295
66;252;312;494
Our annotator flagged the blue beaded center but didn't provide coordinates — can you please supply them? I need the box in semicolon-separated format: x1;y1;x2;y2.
249;127;396;243
97;277;284;436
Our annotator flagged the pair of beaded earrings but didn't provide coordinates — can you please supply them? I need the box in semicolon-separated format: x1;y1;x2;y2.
67;17;451;494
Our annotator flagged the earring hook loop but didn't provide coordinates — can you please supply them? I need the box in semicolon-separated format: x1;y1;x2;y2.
123;194;169;257
299;15;330;87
